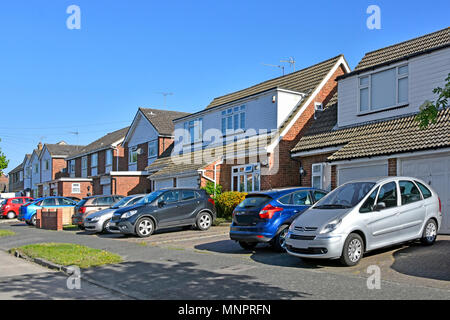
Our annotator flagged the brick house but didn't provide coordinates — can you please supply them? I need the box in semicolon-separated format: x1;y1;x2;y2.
0;174;8;193
35;142;84;197
290;27;450;233
52;127;129;198
120;108;191;193
7;154;29;194
147;55;350;191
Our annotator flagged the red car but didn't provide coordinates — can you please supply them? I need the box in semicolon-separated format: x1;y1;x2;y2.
0;197;34;219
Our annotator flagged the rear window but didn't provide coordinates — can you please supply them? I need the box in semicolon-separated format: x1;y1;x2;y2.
237;195;272;209
415;181;432;199
96;197;113;206
181;190;196;201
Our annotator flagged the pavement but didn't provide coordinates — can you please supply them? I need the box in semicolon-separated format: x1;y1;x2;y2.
0;220;449;300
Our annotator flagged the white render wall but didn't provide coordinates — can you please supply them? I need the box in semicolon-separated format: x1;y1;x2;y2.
30;153;41;193
40;148;52;183
127;113;159;171
337;47;450;128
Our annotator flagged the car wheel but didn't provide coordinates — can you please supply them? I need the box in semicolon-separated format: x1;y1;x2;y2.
31;214;37;226
102;219;112;234
340;233;364;266
238;241;257;250
196;212;212;231
78;225;85;230
6;211;16;219
272;225;289;252
421;219;437;246
135;217;154;238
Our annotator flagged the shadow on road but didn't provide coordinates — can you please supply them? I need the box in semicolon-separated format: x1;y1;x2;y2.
82;260;311;299
391;239;450;282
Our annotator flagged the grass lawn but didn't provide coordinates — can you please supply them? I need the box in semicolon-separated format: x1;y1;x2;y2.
63;224;79;231
10;243;122;268
0;230;15;237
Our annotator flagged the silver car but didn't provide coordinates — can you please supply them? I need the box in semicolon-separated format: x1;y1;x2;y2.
84;194;145;233
285;177;442;266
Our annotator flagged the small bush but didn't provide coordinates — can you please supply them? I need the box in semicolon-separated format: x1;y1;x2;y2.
201;181;222;200
215;191;247;219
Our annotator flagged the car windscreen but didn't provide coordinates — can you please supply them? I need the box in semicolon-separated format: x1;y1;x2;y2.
141;190;165;204
237;195;272;209
111;196;136;209
314;182;376;209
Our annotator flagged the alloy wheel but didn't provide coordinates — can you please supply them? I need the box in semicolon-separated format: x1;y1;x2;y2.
139;220;153;236
279;228;288;248
7;212;15;219
199;214;211;229
425;222;437;241
347;239;362;263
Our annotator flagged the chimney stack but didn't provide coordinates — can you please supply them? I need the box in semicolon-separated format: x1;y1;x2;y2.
37;142;43;151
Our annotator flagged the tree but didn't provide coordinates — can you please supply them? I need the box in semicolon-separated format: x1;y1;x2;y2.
416;73;450;129
0;139;9;175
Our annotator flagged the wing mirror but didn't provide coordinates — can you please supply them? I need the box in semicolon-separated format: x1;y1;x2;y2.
158;200;165;208
373;202;386;211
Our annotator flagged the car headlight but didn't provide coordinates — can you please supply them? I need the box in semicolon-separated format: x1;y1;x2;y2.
90;217;100;222
121;210;138;219
320;218;342;234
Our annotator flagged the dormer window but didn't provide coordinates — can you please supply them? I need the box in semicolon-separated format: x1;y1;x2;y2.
183;118;203;144
221;105;246;136
358;64;408;113
314;102;323;119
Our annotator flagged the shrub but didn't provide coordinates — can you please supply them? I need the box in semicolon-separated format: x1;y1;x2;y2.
201;181;222;200
215;191;247;219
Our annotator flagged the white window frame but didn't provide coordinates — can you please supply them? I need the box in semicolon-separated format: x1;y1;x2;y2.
221;105;246;136
81;156;87;170
148;140;158;158
19;171;23;182
105;149;113;167
91;153;98;169
72;183;81;194
311;163;324;189
358;63;409;114
34;163;39;173
44;160;49;171
129;147;138;164
184;118;203;144
231;163;260;192
69;160;75;174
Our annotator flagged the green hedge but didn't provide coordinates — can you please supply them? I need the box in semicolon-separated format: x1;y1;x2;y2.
215;191;247;219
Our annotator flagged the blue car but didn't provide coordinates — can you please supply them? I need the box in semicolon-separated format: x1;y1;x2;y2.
229;187;327;252
18;196;78;226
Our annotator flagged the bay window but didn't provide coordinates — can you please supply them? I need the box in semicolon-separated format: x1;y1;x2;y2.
359;64;408;113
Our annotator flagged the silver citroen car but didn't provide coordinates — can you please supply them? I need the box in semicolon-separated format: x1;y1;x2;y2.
84;194;145;233
285;177;442;266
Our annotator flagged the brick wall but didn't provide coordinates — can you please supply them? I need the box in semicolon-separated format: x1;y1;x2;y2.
297;153;335;187
36;209;63;231
75;158;81;177
159;137;174;156
112;175;150;196
98;150;106;175
137;142;148;171
116;145;127;171
52;158;67;180
58;181;92;198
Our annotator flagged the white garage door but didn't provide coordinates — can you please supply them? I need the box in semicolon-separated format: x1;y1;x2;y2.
401;153;450;234
154;179;173;190
338;163;388;186
177;175;199;188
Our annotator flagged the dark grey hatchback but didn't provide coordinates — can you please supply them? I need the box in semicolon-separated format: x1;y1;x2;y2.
110;188;216;237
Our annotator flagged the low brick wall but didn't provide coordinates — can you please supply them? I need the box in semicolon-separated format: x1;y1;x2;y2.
36;209;63;231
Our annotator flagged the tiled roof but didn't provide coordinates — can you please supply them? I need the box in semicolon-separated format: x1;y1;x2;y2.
68;127;129;158
140;108;191;135
8;163;24;174
205;55;345;110
45;143;84;157
147;135;275;179
352;27;449;73
291;108;450;161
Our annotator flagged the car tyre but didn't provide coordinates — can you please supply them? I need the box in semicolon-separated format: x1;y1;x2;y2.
238;241;257;250
135;217;154;238
271;225;289;252
102;219;112;234
78;225;85;230
7;211;16;219
340;233;364;266
31;214;37;226
420;219;437;246
196;212;212;231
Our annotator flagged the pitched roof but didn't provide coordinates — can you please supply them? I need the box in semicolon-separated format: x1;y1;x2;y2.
68;127;129;159
139;108;191;135
291;108;450;161
147;135;275;179
205;55;346;110
339;27;450;80
45;143;84;158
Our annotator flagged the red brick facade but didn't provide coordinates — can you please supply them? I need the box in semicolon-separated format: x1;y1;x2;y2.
112;175;151;196
388;158;397;176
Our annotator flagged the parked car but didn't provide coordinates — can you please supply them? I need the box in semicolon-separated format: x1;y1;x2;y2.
18;196;78;225
0;197;34;219
285;177;442;266
84;194;145;233
72;195;124;229
66;196;81;203
110;188;216;238
229;187;327;252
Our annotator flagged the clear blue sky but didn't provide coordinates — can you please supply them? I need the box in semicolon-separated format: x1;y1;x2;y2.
1;0;448;171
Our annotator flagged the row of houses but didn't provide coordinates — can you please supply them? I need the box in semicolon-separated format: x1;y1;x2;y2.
8;27;450;233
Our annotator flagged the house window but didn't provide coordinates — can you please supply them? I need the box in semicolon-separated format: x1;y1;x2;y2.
19;171;23;181
91;153;98;169
184;118;203;144
129;147;138;164
45;160;49;170
81;157;87;170
69;160;75;174
148;140;158;158
231;163;260;192
106;150;113;166
311;163;323;189
221;105;246;136
72;183;81;194
359;64;408;113
34;163;39;173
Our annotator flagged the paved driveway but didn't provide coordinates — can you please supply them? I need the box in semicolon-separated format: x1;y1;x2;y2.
0;221;449;299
